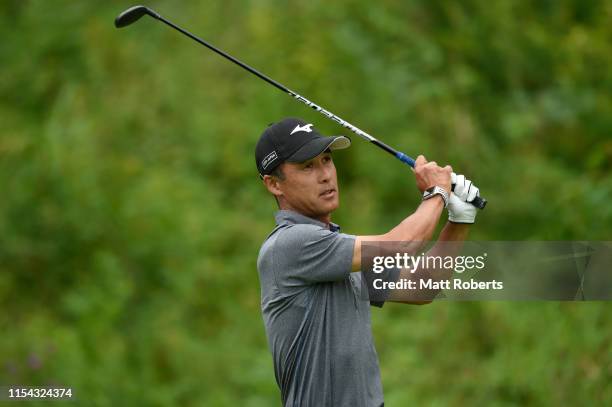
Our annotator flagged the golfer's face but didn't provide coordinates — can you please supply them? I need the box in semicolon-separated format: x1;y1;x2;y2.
280;152;339;218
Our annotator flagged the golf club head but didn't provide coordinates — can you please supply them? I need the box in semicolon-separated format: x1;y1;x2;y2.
114;5;157;28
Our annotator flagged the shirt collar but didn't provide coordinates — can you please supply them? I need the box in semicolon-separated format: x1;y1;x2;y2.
275;210;341;232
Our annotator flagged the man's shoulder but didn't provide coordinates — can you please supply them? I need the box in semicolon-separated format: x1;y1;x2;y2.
258;222;355;267
257;223;319;275
259;223;328;255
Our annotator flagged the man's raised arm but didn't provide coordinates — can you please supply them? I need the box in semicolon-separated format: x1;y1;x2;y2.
351;161;482;304
351;154;452;272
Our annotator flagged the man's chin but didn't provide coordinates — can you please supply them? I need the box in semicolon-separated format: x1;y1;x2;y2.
322;198;340;213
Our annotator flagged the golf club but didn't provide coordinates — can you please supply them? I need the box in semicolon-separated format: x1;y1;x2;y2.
114;5;487;209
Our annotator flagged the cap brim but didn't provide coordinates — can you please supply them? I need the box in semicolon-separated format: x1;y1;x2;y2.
286;136;351;163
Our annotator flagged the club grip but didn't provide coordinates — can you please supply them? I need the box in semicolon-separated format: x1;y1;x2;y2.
395;151;487;209
451;184;487;209
395;152;416;167
471;196;487;209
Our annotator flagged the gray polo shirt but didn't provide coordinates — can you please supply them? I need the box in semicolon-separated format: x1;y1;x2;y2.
257;210;384;407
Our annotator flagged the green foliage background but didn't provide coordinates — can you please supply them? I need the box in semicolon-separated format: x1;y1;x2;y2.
1;0;610;405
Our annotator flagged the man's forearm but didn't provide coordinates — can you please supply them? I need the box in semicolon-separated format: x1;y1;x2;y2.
385;197;445;242
388;222;471;304
352;197;445;272
421;222;471;282
437;221;470;242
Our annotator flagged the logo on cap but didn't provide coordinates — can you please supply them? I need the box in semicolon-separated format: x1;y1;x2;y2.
261;151;278;170
290;123;313;135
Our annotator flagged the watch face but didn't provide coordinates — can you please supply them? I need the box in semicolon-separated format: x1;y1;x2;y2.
424;186;438;197
423;186;448;207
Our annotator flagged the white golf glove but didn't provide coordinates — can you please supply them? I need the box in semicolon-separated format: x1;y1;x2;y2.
448;173;479;224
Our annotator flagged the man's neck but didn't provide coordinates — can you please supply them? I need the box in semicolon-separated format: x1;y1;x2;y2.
280;206;331;227
316;213;332;225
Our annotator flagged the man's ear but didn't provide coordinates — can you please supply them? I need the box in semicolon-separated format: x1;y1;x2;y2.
262;174;283;199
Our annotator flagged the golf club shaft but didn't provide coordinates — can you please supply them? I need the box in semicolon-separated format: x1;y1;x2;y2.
123;7;487;209
151;14;404;156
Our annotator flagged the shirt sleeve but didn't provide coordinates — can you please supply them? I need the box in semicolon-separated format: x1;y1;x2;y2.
360;266;401;307
273;224;355;287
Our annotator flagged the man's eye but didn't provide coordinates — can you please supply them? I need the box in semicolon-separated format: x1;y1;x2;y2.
323;156;332;163
304;163;313;169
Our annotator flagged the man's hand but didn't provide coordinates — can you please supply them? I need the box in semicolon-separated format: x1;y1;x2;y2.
448;173;479;224
414;155;452;193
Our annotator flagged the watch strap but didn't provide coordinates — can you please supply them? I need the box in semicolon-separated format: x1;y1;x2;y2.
422;186;449;208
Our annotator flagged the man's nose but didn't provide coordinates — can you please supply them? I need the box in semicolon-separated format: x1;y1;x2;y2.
317;163;331;183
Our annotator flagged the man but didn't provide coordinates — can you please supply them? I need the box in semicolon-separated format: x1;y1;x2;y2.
255;118;480;406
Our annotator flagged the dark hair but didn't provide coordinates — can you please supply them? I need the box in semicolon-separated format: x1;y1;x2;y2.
270;165;285;180
267;165;284;208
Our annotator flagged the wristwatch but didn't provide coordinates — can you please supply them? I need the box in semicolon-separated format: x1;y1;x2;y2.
422;186;449;208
